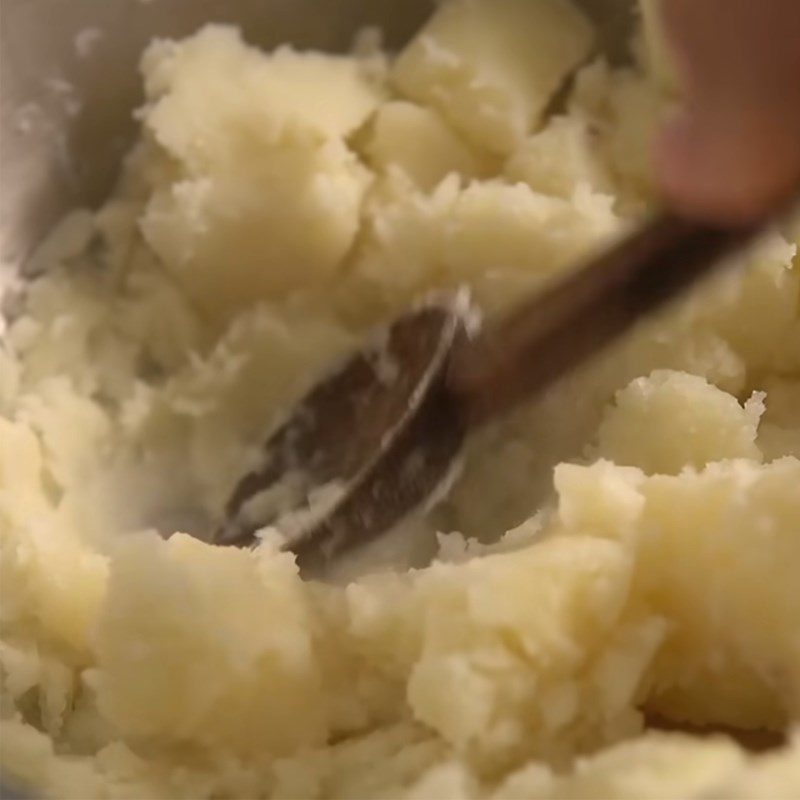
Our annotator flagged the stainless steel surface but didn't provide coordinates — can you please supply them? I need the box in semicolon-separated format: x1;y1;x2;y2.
0;779;28;800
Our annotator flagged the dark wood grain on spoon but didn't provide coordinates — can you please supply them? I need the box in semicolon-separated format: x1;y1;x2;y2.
214;208;784;574
448;212;762;426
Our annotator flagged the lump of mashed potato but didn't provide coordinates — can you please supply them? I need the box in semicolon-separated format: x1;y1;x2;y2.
139;25;381;328
2;1;800;798
393;0;595;154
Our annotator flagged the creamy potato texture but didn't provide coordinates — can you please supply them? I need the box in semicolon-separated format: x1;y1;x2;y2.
2;0;800;797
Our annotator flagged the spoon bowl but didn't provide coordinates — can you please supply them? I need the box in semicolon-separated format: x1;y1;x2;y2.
216;295;474;573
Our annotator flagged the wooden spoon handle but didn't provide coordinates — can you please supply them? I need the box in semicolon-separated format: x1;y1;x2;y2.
447;211;766;427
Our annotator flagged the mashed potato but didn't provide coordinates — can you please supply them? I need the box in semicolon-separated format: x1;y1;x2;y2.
2;1;800;798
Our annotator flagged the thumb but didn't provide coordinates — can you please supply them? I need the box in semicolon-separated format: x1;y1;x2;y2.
653;0;800;225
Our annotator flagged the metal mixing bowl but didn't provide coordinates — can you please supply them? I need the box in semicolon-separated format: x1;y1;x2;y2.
0;1;631;796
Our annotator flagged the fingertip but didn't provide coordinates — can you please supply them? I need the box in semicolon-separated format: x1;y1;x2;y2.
653;113;730;223
655;112;799;226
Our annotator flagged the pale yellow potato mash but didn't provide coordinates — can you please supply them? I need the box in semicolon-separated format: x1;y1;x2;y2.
2;1;800;798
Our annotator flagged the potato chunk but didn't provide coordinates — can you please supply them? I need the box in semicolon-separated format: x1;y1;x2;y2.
360;101;495;190
596;370;764;474
504;115;610;197
393;0;595;155
139;26;376;325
